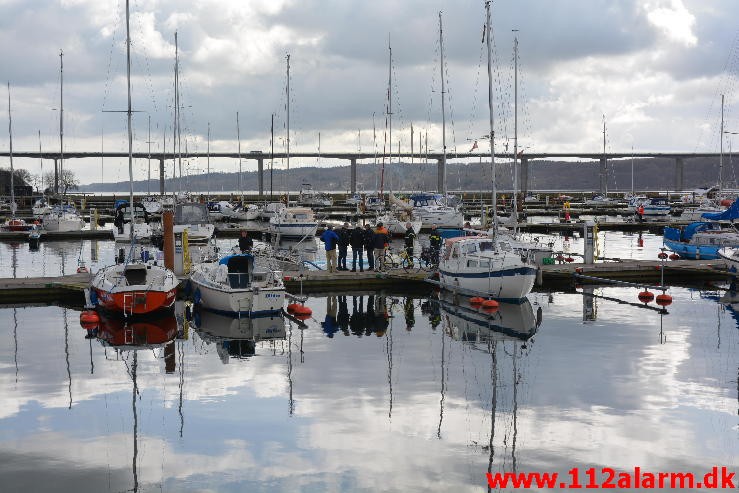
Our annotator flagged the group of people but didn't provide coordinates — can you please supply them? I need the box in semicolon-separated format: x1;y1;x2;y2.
320;222;393;273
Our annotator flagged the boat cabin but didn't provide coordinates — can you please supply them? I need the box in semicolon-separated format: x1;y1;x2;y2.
175;203;210;225
219;254;261;289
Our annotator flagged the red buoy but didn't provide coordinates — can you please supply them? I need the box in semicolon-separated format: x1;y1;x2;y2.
481;299;499;309
638;290;655;303
286;303;300;313
565;257;574;263
669;253;680;260
469;296;484;305
294;305;312;316
655;293;673;306
657;252;668;260
80;310;100;325
294;313;312;321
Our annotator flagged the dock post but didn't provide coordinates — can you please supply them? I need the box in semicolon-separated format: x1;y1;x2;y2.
163;210;174;270
257;158;264;197
350;158;357;194
583;220;595;264
159;157;165;195
675;157;684;192
582;285;596;321
520;157;529;197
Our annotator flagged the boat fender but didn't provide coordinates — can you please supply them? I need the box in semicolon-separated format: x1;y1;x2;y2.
638;290;655;303
655;293;673;306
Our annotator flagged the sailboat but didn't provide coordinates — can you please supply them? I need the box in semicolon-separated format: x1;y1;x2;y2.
42;50;85;233
90;0;179;317
438;6;536;301
2;82;30;232
269;54;318;239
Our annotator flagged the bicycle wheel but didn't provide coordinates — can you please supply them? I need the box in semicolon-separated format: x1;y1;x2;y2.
401;256;419;273
381;252;399;270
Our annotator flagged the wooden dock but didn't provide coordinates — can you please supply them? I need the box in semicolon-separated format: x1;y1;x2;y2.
0;259;733;305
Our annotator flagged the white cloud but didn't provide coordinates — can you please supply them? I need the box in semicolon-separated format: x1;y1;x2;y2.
644;0;698;47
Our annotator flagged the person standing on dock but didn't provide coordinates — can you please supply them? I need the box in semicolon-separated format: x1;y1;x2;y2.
404;222;417;264
238;230;253;253
350;223;365;272
320;225;340;273
337;222;351;271
429;225;442;264
363;223;375;271
373;222;390;271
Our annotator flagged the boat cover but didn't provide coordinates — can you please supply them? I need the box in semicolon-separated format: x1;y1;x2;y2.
664;222;715;242
701;198;739;221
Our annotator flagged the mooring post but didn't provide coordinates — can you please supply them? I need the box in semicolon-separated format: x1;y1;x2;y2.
583;220;596;264
163;210;174;270
350;157;357;194
257;158;264;197
675;157;684;192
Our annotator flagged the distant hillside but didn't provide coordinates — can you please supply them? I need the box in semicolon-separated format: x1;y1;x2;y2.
76;157;737;193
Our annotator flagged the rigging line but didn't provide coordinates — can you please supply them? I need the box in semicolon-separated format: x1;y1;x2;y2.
464;24;487;147
101;0;124;111
486;340;498;493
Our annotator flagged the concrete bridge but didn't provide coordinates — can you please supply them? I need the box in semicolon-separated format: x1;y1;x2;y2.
0;150;726;196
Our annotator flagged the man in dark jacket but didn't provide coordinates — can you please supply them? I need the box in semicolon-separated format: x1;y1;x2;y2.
350;223;365;272
429;225;442;264
363;223;375;271
238;230;253;253
337;222;351;271
404;222;417;263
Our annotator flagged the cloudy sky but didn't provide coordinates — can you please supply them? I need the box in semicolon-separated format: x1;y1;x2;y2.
2;0;739;185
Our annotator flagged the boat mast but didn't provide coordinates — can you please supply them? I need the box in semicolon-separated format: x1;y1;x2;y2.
59;49;64;197
38;130;43;194
439;12;447;200
7;82;15;219
270;113;274;199
512;32;519;235
385;35;391;197
485;1;498;237
720;94;724;197
125;0;135;246
206;122;210;200
237;111;242;197
174;31;182;195
286;53;291;205
147;115;151;196
603;116;607;196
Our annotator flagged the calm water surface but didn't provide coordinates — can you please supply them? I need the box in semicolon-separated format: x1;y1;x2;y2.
0;232;737;492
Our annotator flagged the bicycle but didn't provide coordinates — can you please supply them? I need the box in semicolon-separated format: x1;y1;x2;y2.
380;247;433;273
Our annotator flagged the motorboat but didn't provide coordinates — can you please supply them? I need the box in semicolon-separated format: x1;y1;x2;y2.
217;201;260;221
42;204;85;232
268;207;318;239
173;202;215;242
297;183;333;207
345;193;363;206
259;202;286;220
2;217;30;231
141;195;163;214
718;246;739;272
192;309;286;363
584;194;617;207
364;193;385;211
392;192;464;228
438;235;537;301
629;196;671;219
190;252;285;316
678;200;724;222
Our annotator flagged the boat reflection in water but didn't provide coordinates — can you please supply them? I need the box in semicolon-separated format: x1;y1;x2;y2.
436;290;541;343
94;311;179;349
191;308;286;363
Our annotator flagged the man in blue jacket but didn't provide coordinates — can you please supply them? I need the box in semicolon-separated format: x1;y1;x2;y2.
320;225;340;273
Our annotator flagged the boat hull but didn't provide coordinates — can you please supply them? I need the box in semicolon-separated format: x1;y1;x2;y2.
439;265;536;301
192;281;285;316
92;286;177;315
663;239;720;260
268;223;318;239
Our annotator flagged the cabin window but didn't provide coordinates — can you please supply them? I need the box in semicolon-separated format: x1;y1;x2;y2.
462;243;478;254
478;259;491;268
498;242;511;252
479;241;493;252
467;260;478;268
252;273;266;282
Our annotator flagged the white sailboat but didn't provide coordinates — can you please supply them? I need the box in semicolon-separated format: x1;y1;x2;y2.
438;5;536;301
269;54;318;239
43;51;84;233
90;0;179;317
2;82;30;232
